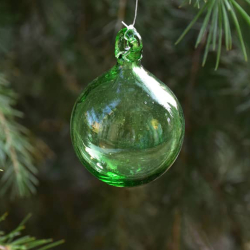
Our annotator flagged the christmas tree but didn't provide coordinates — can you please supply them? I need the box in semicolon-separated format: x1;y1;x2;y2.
0;0;250;249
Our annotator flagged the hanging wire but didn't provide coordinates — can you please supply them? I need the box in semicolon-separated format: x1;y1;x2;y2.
122;0;139;27
132;0;138;26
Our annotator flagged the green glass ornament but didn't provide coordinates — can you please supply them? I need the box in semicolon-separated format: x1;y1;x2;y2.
71;25;185;187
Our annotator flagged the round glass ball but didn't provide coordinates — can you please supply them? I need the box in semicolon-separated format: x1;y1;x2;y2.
70;26;185;187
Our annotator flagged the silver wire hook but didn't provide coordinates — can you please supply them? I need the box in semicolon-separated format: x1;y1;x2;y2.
133;0;138;26
121;0;139;28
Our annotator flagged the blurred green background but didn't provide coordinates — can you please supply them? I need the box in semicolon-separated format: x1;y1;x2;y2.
1;0;250;249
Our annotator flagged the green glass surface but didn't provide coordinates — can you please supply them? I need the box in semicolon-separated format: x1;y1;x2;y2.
70;26;185;187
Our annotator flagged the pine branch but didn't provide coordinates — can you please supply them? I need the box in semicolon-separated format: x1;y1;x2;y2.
0;74;38;198
176;0;250;69
0;214;64;250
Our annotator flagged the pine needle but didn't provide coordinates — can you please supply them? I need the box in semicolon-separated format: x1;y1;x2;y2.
0;74;38;198
0;214;64;250
178;0;250;67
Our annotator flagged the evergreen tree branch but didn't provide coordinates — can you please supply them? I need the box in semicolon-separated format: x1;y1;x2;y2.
0;74;38;198
177;0;250;68
0;214;64;250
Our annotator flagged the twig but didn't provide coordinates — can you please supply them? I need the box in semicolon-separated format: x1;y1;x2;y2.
184;36;205;133
0;246;10;250
171;209;181;250
168;33;206;250
116;0;128;31
32;1;80;93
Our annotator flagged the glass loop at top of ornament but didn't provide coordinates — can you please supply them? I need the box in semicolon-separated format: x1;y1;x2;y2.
115;25;143;64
